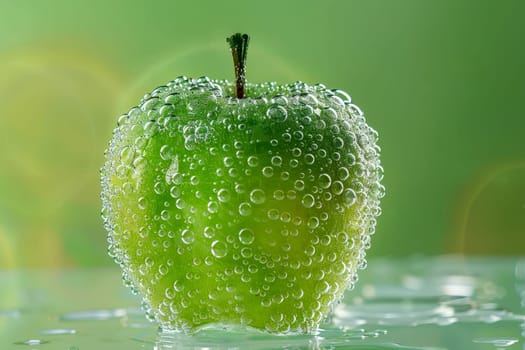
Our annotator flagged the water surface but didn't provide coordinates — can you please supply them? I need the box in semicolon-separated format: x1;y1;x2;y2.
1;256;524;350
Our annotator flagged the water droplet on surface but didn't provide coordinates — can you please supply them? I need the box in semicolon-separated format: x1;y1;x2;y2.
211;241;228;258
343;188;357;207
301;194;315;208
273;190;285;200
294;180;305;191
217;188;231;202
332;181;344;195
159;144;174;161
204;226;215;238
332;89;352;103
267;209;279;220
250;189;266;204
223;157;233;167
262;166;274;177
120;146;134;164
138;197;147;210
207;201;218;213
266;105;287;122
271;156;282;167
239;202;252;216
307;216;320;229
304;153;315;165
238;228;255;245
319;174;332;189
181;229;194;244
160;210;171;221
292;147;302;157
247;156;259;167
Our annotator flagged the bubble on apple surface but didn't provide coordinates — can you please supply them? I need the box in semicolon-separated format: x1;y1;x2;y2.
216;188;231;203
249;189;266;204
238;202;252;216
262;166;274;177
238;228;255;245
211;240;227;260
181;229;194;244
301;194;315;208
318;173;331;188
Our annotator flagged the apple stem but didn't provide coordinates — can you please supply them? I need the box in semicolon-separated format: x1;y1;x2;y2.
227;33;250;99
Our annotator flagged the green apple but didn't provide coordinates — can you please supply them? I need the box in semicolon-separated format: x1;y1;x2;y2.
101;33;384;334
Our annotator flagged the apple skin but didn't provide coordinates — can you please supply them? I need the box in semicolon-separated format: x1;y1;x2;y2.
101;76;384;334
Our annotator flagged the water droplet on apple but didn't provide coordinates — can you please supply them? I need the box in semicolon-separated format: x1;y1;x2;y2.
137;197;147;210
181;229;194;244
266;105;287;122
223;156;233;167
160;210;170;220
203;226;215;239
280;211;291;223
210;240;228;258
332;181;344;195
307;216;320;229
267;209;279;220
319;173;331;189
337;166;350;180
120;146;134;164
304;153;315;165
294;180;305;191
238;228;255;245
247;155;259;167
343;188;357;207
301;194;315;208
273;190;285;200
238;202;252;216
249;189;266;204
270;156;282;166
262;166;274;177
217;188;231;202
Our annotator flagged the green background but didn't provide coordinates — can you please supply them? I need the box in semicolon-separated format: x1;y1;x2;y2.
1;0;524;268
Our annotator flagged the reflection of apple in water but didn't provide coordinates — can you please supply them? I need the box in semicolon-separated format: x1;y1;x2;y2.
101;33;384;334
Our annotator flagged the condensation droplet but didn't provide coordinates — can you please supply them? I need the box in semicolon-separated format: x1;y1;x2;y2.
181;229;194;244
301;194;315;208
307;216;320;229
138;197;147;210
217;188;231;202
271;156;282;167
266;105;287;122
319;174;332;189
208;201;219;213
332;181;344;195
250;189;266;204
267;209;279;220
238;228;255;245
239;202;252;216
211;241;228;258
338;167;350;181
273;190;285;200
262;166;274;177
247;156;259;167
343;188;357;207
